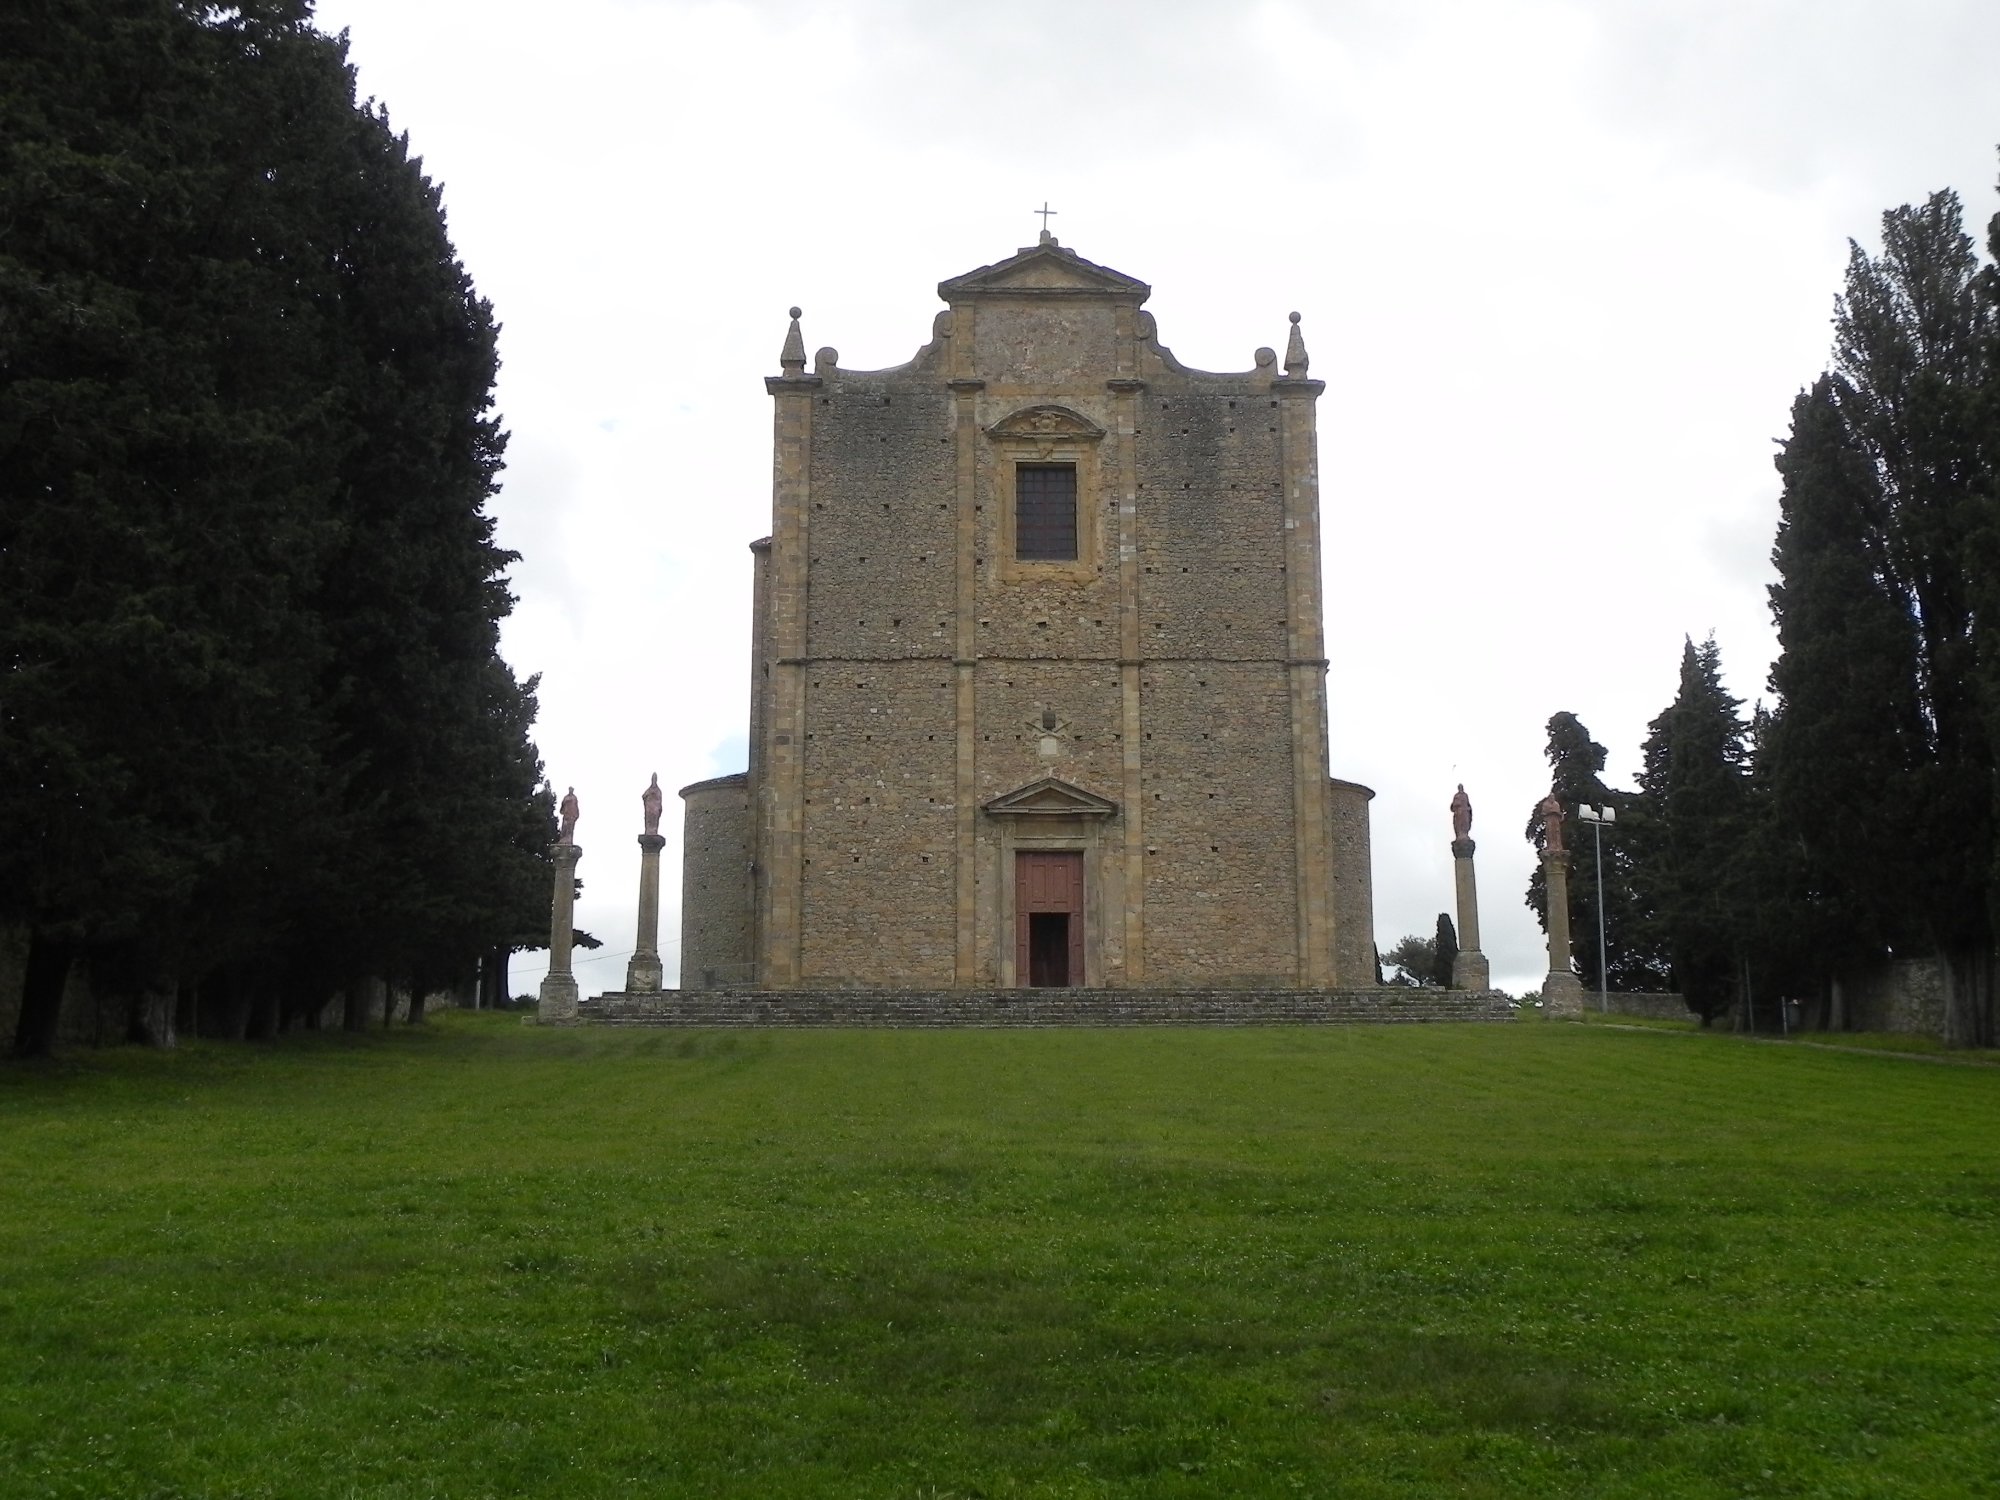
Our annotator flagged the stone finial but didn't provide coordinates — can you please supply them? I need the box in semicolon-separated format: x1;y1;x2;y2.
1039;228;1057;247
779;306;806;374
1284;311;1309;377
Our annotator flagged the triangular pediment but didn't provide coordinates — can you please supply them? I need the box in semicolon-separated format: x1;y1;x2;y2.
940;241;1151;303
983;776;1119;819
985;405;1106;442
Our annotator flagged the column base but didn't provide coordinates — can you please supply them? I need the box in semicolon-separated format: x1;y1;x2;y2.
537;972;579;1023
624;955;664;993
1540;970;1585;1016
1452;951;1490;990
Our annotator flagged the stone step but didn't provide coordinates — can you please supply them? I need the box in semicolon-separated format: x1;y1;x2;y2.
572;988;1515;1027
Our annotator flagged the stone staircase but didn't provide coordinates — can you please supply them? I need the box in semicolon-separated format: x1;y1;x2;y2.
577;987;1516;1027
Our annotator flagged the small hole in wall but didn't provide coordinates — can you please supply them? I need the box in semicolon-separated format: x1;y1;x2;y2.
1210;845;1219;853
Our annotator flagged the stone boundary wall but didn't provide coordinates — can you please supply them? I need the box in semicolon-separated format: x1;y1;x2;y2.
1597;991;1693;1022
1840;958;1946;1037
578;987;1514;1027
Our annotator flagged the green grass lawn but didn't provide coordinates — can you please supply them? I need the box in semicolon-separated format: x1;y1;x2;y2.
3;1015;1997;1498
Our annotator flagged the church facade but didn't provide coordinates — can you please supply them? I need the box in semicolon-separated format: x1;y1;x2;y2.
679;235;1375;990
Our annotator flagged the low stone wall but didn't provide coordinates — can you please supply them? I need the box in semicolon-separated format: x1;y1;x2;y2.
1597;991;1693;1022
578;987;1516;1027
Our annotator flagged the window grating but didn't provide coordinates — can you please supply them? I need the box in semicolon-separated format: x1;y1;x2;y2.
1016;463;1077;560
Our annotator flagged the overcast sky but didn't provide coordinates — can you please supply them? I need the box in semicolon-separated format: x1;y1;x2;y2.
314;0;1999;997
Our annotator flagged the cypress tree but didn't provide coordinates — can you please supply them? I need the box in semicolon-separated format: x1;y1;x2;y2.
1763;187;1999;1045
1634;638;1751;1024
1764;376;1929;1006
0;3;548;1051
1432;913;1459;988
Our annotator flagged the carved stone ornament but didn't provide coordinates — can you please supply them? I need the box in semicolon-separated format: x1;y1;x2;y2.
984;405;1106;443
982;775;1118;819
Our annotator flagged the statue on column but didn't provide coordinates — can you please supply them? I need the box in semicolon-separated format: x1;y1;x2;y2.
642;773;663;835
1537;793;1565;854
559;786;581;844
1450;783;1473;842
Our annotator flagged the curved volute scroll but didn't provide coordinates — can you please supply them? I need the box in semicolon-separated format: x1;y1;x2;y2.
983;404;1107;443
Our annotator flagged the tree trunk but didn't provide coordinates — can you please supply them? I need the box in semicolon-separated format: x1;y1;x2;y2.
175;980;198;1040
12;931;73;1058
125;985;175;1048
245;989;279;1041
478;946;506;1009
343;977;384;1032
408;988;427;1025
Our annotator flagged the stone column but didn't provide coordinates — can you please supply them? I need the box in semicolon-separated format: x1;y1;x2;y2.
626;833;667;992
537;842;583;1022
1539;847;1585;1015
1450;837;1490;990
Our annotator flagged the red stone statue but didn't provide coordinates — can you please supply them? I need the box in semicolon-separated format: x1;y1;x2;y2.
642;773;663;835
1537;793;1565;854
559;786;581;844
1450;783;1473;841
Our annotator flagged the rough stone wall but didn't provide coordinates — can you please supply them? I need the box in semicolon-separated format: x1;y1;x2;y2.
1133;390;1288;660
1328;778;1376;986
678;775;752;988
1841;958;1948;1036
793;374;959;985
1140;661;1298;982
1600;991;1694;1022
804;380;955;664
799;665;957;985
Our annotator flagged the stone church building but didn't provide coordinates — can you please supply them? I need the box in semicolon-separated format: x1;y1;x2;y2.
678;234;1375;991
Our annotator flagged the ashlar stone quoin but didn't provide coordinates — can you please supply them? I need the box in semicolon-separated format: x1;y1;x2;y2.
680;233;1378;992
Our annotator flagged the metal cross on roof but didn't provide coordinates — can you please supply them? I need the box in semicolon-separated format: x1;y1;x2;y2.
1035;201;1057;231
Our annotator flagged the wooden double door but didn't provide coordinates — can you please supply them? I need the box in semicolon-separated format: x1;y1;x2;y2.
1015;850;1085;987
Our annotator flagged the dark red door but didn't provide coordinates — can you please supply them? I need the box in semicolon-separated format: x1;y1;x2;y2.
1016;851;1084;987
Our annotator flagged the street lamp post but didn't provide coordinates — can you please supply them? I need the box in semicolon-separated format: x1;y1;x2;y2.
1576;804;1616;1014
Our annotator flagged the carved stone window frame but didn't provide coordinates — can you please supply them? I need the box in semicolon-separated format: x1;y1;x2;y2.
986;405;1105;584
